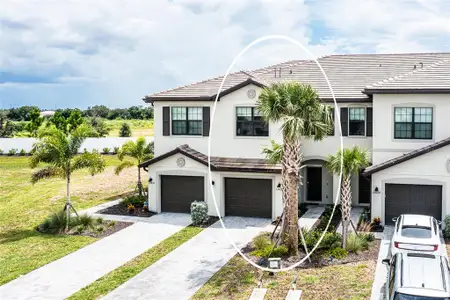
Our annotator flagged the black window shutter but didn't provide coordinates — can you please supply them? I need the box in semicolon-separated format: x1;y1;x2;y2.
328;107;335;136
340;107;348;136
202;107;210;136
366;107;373;137
162;106;170;136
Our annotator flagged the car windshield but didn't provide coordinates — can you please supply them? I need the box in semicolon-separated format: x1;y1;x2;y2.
394;294;450;300
401;226;432;239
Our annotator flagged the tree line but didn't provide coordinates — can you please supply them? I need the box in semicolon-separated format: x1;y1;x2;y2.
3;105;153;121
0;105;151;138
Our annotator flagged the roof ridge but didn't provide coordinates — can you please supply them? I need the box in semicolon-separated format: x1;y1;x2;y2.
326;52;450;57
367;59;448;88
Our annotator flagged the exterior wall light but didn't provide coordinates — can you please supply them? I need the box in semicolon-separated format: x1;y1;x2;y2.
211;181;215;186
148;177;154;184
373;186;380;194
276;183;281;190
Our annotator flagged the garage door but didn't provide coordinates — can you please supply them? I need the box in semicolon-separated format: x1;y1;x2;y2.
161;175;204;213
225;178;272;218
385;184;442;225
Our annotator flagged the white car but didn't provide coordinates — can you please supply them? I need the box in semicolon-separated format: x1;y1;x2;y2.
388;214;443;258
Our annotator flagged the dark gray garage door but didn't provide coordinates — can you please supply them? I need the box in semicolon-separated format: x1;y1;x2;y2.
385;184;442;225
225;178;272;218
161;175;204;213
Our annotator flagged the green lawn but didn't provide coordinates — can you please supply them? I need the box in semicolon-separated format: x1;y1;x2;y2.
69;226;203;300
104;119;154;137
0;156;138;285
192;256;375;300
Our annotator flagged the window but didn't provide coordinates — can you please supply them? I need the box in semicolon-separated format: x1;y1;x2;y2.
394;107;432;139
349;107;365;136
401;226;432;239
171;107;202;135
236;107;269;136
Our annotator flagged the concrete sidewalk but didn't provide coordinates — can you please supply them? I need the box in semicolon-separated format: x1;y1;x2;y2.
102;217;272;300
0;213;191;300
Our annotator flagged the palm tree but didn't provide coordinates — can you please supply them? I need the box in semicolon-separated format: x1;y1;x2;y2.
30;125;106;231
115;137;154;196
325;146;370;248
257;82;333;255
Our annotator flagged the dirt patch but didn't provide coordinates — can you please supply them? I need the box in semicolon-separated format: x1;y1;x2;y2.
98;203;155;218
50;167;137;202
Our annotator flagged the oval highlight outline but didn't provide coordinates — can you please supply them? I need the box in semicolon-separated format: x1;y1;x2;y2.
207;34;344;272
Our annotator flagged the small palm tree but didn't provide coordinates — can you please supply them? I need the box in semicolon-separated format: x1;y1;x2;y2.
262;139;283;165
115;137;154;196
325;146;370;248
257;82;333;255
30;125;106;231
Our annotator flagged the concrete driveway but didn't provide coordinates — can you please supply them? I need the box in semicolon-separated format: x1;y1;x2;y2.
0;213;191;300
102;216;273;300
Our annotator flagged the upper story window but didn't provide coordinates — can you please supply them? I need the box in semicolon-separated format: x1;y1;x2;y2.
236;107;269;137
349;107;366;136
171;107;202;135
394;107;432;140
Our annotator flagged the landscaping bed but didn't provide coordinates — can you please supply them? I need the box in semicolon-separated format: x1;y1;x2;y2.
98;203;155;217
73;220;132;238
97;194;155;217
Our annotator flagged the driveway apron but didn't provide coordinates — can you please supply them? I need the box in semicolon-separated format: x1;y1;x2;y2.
0;213;191;300
102;216;272;300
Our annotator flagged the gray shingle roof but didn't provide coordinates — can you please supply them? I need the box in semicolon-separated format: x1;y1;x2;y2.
139;144;281;173
364;60;450;93
144;52;450;102
362;136;450;176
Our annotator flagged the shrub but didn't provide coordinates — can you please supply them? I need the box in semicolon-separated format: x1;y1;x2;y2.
122;195;146;207
127;204;135;213
102;147;110;154
300;228;342;251
96;226;104;233
119;123;132;137
113;146;120;154
8;148;17;156
96;217;104;225
251;245;288;258
108;221;116;227
253;234;271;250
76;214;96;229
0;149;3;155
444;216;450;238
320;232;342;249
75;225;85;234
360;232;375;242
19;149;27;156
190;201;208;226
324;247;348;259
38;210;78;234
358;221;373;232
346;233;367;254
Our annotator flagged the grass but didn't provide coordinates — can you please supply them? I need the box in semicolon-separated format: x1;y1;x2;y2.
68;226;203;300
104;119;154;137
0;156;138;284
192;255;375;300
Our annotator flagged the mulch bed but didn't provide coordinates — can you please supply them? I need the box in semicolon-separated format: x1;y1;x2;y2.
242;234;380;269
189;216;220;228
98;203;155;218
74;221;133;238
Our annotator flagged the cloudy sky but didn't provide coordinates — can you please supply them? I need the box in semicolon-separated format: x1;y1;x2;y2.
1;0;450;109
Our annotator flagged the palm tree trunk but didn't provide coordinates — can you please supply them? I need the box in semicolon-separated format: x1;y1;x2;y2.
340;175;352;249
281;138;301;255
137;167;142;196
65;175;71;232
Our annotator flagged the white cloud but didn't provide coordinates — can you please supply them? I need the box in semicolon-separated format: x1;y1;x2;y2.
0;0;450;108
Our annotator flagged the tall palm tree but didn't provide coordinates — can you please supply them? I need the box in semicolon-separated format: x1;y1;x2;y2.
30;125;106;231
115;137;154;196
257;82;333;255
325;146;370;248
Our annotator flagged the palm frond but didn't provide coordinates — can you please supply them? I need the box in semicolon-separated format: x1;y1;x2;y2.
72;152;106;175
325;146;370;177
262;140;283;164
31;166;65;184
114;160;135;175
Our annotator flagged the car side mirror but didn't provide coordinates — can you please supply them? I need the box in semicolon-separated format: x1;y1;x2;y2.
438;221;442;225
392;217;398;222
382;258;390;266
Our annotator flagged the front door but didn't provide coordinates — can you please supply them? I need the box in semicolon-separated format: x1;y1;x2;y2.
306;167;322;201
